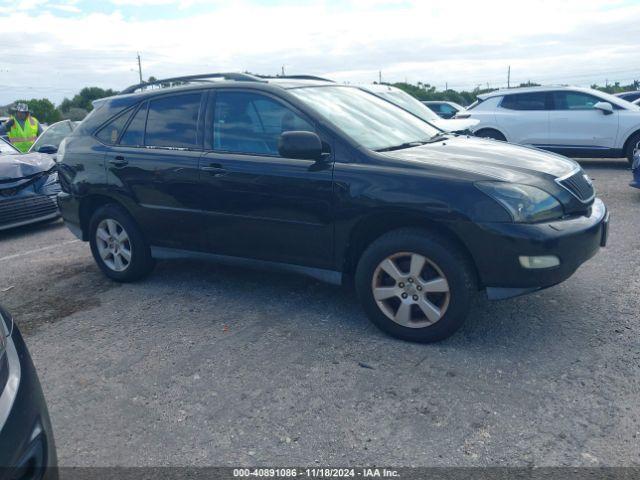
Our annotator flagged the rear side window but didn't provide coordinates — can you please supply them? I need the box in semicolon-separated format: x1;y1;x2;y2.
145;93;202;148
119;102;148;146
500;93;548;111
96;109;133;144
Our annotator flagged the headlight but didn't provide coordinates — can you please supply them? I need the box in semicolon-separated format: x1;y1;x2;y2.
43;171;58;185
56;138;67;164
475;182;563;223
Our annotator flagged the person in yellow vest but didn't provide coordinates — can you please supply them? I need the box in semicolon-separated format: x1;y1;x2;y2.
0;103;43;153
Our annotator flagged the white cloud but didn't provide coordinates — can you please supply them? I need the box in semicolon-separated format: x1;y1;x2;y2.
0;0;639;104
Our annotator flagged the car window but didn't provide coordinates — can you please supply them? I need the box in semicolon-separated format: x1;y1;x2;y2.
119;103;148;146
440;104;457;114
145;93;202;149
552;91;600;110
427;104;442;112
290;86;440;151
213;91;314;156
96;110;133;145
500;93;548;111
31;120;75;151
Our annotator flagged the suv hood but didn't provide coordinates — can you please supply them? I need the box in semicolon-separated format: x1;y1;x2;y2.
0;152;55;184
380;136;578;183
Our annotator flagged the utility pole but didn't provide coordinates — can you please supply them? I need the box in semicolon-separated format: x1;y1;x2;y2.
445;82;448;91
137;52;143;83
507;65;511;88
379;70;382;84
281;65;285;76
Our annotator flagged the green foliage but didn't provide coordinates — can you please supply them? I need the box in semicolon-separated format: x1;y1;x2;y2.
59;86;119;113
591;80;640;94
389;79;639;106
389;82;497;106
13;98;62;124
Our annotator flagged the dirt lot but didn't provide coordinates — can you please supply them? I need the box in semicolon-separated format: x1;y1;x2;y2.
0;159;638;467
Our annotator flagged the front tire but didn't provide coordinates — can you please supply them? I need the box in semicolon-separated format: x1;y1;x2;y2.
355;229;476;343
89;204;155;282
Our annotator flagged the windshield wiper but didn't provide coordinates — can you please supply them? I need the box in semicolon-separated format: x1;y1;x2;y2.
375;141;429;152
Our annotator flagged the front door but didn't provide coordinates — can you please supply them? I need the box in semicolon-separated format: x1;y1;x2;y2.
199;90;334;269
548;90;619;149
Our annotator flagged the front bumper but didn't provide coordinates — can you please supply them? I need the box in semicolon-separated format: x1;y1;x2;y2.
0;308;57;479
0;194;59;232
455;198;608;297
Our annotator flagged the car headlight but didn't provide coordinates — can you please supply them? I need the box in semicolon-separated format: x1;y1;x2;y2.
43;171;58;185
56;138;67;164
475;182;564;223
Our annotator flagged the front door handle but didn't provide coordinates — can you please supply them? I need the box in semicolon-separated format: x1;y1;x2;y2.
201;163;227;177
109;156;128;167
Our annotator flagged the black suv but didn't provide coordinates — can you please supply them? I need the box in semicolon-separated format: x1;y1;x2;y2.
57;73;609;342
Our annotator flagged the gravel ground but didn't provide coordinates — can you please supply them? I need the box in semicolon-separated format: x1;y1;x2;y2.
0;159;638;467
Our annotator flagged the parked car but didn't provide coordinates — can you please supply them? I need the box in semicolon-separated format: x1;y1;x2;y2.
0;137;60;231
459;85;640;164
0;305;58;478
29;120;77;160
57;73;608;342
358;85;478;133
422;101;466;119
615;91;640;103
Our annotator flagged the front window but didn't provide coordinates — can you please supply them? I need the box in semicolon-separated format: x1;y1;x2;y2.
501;92;548;111
30;120;75;152
212;91;314;156
289;86;440;151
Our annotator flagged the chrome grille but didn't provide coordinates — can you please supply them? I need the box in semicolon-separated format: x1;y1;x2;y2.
556;170;595;203
0;195;58;228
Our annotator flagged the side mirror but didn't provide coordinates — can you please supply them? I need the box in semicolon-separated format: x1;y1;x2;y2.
37;144;58;154
278;131;324;160
594;101;614;115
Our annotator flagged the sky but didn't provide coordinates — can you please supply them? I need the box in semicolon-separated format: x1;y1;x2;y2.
0;0;639;105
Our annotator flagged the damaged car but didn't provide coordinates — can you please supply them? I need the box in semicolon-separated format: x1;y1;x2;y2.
0;137;60;231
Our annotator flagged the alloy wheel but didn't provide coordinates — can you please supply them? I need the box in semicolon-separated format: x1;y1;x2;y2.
96;219;132;272
371;251;450;328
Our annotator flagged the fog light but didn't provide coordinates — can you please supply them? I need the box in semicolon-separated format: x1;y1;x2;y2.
519;255;560;269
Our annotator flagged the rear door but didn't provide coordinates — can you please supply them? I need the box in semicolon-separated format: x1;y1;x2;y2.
199;89;335;269
103;91;207;251
494;92;550;145
547;90;619;149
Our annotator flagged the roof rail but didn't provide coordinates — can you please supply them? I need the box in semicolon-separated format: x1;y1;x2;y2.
119;72;264;95
257;74;334;83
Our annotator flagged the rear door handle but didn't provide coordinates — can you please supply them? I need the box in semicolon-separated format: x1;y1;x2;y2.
109;156;128;167
201;163;227;176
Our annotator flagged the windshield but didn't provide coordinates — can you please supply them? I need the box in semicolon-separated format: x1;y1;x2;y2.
30;120;75;152
0;138;18;155
289;86;441;151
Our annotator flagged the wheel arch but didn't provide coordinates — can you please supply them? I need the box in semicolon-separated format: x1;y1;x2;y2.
474;127;508;141
78;193;131;241
342;211;480;288
622;128;640;155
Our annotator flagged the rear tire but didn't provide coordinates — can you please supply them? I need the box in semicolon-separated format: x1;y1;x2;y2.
355;229;476;343
625;132;640;166
476;129;506;141
89;204;155;282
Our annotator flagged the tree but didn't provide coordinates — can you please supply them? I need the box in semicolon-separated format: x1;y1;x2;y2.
59;86;119;113
13;98;62;124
